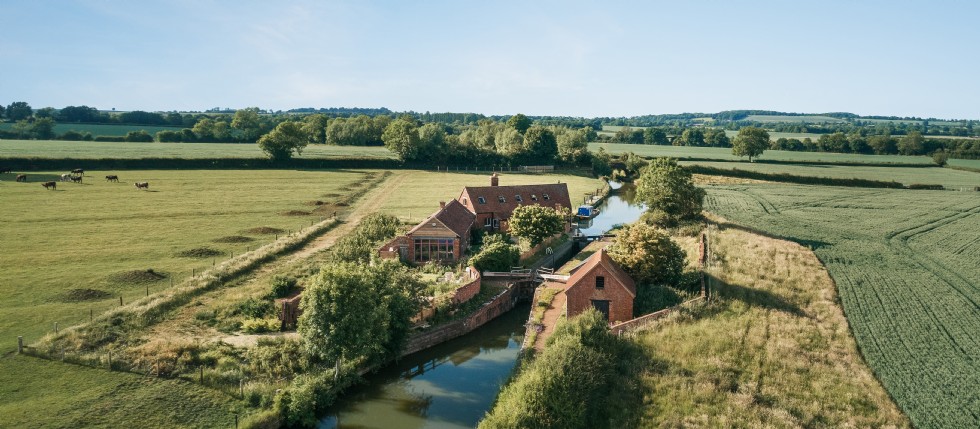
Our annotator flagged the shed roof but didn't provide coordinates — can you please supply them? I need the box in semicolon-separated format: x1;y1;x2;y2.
565;248;636;297
408;199;475;238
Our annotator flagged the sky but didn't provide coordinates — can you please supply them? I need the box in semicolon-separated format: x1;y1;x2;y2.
2;0;978;119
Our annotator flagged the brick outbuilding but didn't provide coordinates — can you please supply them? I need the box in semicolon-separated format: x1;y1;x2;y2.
563;248;636;323
379;199;475;263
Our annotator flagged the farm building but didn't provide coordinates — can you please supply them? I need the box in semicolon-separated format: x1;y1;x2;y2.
379;199;475;263
541;248;636;323
457;173;572;232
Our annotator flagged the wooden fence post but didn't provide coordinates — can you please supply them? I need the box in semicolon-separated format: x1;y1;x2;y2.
54;322;58;334
90;308;93;322
17;336;23;354
108;350;112;371
200;367;204;384
119;296;123;306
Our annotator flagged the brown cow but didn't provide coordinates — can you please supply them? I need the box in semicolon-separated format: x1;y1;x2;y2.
69;175;83;184
135;182;149;190
16;174;27;182
105;175;119;182
72;169;84;175
42;181;57;190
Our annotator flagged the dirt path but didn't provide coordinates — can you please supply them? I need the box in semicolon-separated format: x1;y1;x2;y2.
533;289;567;352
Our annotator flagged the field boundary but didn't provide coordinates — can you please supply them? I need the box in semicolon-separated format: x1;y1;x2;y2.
687;165;909;188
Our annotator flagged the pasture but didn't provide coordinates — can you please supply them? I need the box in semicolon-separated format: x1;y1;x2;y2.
680;161;980;189
0;139;397;160
0;169;371;347
703;184;980;428
634;221;907;427
744;114;845;123
0;122;184;137
590;142;934;164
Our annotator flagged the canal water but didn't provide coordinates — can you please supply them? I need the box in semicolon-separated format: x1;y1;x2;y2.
319;183;643;428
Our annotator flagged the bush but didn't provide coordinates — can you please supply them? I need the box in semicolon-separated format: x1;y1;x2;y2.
469;241;520;272
125;130;154;142
238;297;275;319
270;275;297;298
242;318;280;334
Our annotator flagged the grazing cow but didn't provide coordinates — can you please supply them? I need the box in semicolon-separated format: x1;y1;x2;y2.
0;168;11;174
16;174;27;182
135;182;149;190
69;175;83;184
42;181;57;190
105;175;119;182
72;169;84;175
60;173;72;182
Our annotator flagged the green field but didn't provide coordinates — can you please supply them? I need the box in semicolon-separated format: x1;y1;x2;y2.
744;114;845;123
0;139;397;160
0;122;185;137
703;184;980;429
949;158;980;171
722;129;826;142
591;142;934;164
0;169;370;347
681;161;980;189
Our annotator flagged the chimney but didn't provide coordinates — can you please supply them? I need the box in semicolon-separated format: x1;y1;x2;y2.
439;201;446;209
490;173;499;187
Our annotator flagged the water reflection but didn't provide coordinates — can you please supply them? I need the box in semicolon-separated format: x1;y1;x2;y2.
576;183;646;237
320;304;530;429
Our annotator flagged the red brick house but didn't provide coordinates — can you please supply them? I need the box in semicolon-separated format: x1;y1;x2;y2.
563;248;636;323
457;173;572;232
379;199;475;264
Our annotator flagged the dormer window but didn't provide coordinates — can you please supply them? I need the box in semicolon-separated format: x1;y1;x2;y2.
515;195;523;202
531;194;538;201
596;276;605;289
543;194;550;200
498;196;506;203
478;197;486;204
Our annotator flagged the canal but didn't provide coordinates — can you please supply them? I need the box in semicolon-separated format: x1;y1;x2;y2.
320;183;643;428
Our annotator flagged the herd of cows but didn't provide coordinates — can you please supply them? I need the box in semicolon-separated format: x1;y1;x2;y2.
0;167;149;191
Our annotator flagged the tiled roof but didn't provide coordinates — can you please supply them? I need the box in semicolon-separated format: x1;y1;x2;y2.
458;182;571;219
565;248;636;297
408;199;475;237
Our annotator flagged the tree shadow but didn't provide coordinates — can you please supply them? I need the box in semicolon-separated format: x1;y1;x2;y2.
707;274;808;318
710;219;832;251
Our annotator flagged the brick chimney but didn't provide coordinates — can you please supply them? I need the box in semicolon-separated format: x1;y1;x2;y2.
490;172;499;187
439;201;446;209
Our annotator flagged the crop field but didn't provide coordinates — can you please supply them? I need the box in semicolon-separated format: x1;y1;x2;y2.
703;184;980;428
0;169;373;347
590;142;934;164
722;129;826;142
0;122;185;137
744;114;845;123
0;139;397;160
680;161;980;189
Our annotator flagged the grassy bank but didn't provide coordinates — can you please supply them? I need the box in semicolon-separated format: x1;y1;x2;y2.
683;161;980;189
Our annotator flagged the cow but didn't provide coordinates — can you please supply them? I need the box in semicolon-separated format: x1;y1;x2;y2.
72;169;84;175
69;175;83;184
60;173;72;182
16;174;27;182
42;181;57;190
135;182;149;190
105;175;119;182
0;168;11;174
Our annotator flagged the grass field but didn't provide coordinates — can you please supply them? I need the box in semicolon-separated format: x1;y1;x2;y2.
634;221;908;427
591;142;934;165
680;161;980;188
703;184;980;429
744;114;845;123
949;158;980;171
0;122;186;137
0;139;397;160
0;169;370;348
722;129;827;142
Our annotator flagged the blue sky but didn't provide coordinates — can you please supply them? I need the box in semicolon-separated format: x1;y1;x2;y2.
2;0;978;119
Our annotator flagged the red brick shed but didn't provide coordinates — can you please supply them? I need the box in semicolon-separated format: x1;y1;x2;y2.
564;248;636;323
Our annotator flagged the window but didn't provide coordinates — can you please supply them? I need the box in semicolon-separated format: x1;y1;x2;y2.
498;196;506;203
414;238;455;263
543;193;550;200
531;194;538;201
515;195;523;202
484;217;493;227
477;197;486;204
595;276;605;289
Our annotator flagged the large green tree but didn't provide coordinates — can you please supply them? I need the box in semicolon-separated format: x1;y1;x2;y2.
607;223;685;315
508;204;566;247
382;118;423;161
635;157;705;222
298;260;425;378
231;107;263;141
257;121;308;161
557;127;590;164
644;127;669;145
680;128;705;146
732;126;769;161
301;113;328;144
898;131;925;155
522;126;559;163
6;102;32;121
507;113;533;134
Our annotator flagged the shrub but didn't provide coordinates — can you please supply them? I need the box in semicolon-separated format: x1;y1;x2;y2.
238;297;275;319
241;318;280;334
270;275;297;298
124;130;154;142
469;242;520;272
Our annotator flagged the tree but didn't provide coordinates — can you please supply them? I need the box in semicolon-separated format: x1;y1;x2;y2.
30;117;56;139
231;107;263;141
494;127;524;157
417;122;447;159
898;131;925;155
732;127;769;161
680;128;705;146
508;204;566;247
257;121;308;161
643;127;669;145
557;127;590;164
635;157;705;222
382;118;423;161
6;102;32;121
124;130;154;142
34;107;57;119
469;240;521;272
591;146;613;177
301;113;328;144
932;149;949;166
607;223;685;314
522;126;558;163
705;129;730;147
58;105;103;123
298;260;425;379
507;113;532;134
868;134;898;154
0;104;5;119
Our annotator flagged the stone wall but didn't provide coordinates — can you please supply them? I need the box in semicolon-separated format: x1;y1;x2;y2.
401;283;516;357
